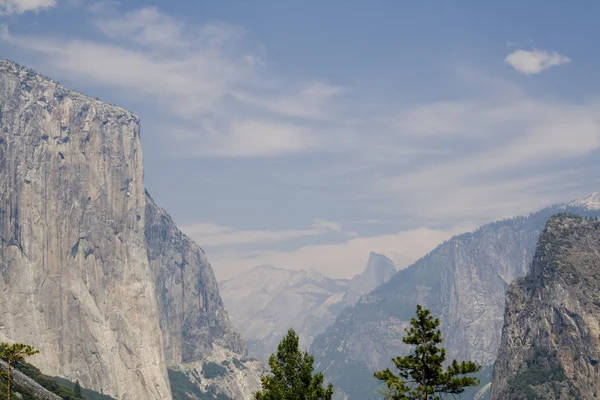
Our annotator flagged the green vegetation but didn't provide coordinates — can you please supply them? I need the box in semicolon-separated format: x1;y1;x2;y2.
1;343;39;400
0;360;114;400
506;345;578;400
0;343;113;400
374;305;481;400
254;328;333;400
202;362;228;379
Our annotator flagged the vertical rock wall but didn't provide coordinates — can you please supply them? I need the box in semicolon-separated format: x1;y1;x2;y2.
0;60;171;400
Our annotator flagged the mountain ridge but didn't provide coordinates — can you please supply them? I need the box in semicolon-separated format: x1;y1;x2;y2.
219;252;396;361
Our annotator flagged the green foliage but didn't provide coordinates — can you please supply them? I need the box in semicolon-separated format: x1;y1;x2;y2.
374;305;481;400
254;328;333;400
202;362;228;379
74;380;83;398
1;342;40;400
0;357;114;400
506;345;573;400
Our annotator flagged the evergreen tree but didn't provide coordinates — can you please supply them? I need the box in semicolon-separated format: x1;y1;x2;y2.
0;342;40;400
74;379;83;398
374;305;481;400
254;328;333;400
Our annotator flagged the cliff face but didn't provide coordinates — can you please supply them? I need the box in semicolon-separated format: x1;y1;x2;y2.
219;253;396;362
145;192;247;365
310;205;600;400
145;192;264;399
491;216;600;400
0;61;171;399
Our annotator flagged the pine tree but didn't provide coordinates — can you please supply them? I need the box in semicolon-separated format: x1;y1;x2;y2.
374;305;481;400
254;328;333;400
74;379;83;398
0;342;40;400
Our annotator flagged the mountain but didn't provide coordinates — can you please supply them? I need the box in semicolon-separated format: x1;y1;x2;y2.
310;202;600;400
219;252;396;361
0;60;260;399
343;252;398;305
491;215;600;400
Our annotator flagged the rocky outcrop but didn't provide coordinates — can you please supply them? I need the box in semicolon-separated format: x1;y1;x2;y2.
0;60;171;399
343;252;396;305
219;253;396;362
145;192;247;365
310;204;600;400
491;215;600;400
171;344;265;400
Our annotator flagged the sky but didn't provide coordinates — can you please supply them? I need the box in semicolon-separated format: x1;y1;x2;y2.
2;0;600;280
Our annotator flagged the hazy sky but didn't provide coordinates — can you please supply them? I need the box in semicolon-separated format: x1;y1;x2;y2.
2;0;600;279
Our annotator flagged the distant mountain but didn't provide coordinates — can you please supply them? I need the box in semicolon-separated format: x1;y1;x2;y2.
219;252;397;361
491;215;600;399
310;199;600;400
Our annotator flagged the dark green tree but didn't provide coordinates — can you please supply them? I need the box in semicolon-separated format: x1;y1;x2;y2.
74;379;83;398
254;328;333;400
374;305;481;400
0;342;40;400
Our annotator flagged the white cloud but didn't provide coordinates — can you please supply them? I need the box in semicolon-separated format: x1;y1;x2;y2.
209;225;472;280
0;0;56;15
505;48;570;74
181;219;352;247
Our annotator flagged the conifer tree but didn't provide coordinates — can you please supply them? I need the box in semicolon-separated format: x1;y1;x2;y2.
74;379;83;398
0;342;40;400
374;305;481;400
254;328;333;400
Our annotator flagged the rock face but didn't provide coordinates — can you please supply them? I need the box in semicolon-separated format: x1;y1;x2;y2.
145;192;263;399
219;252;396;362
145;192;246;365
343;252;397;305
491;215;600;400
310;204;600;400
0;60;171;399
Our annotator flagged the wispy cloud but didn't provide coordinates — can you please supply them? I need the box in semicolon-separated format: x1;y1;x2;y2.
1;6;338;157
210;225;472;280
0;0;56;15
505;48;570;74
181;219;353;247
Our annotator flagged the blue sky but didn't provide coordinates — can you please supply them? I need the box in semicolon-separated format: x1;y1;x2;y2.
2;0;600;279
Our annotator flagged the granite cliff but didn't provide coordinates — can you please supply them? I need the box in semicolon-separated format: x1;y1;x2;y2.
310;203;600;400
0;60;171;400
491;215;600;399
0;60;260;400
219;252;396;362
145;192;263;399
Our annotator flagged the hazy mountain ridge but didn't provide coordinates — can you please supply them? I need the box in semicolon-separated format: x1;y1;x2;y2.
310;202;600;400
219;252;396;361
491;215;600;399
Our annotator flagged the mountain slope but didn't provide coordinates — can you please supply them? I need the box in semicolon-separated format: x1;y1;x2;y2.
491;215;600;400
310;203;600;400
219;252;396;361
0;60;171;400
